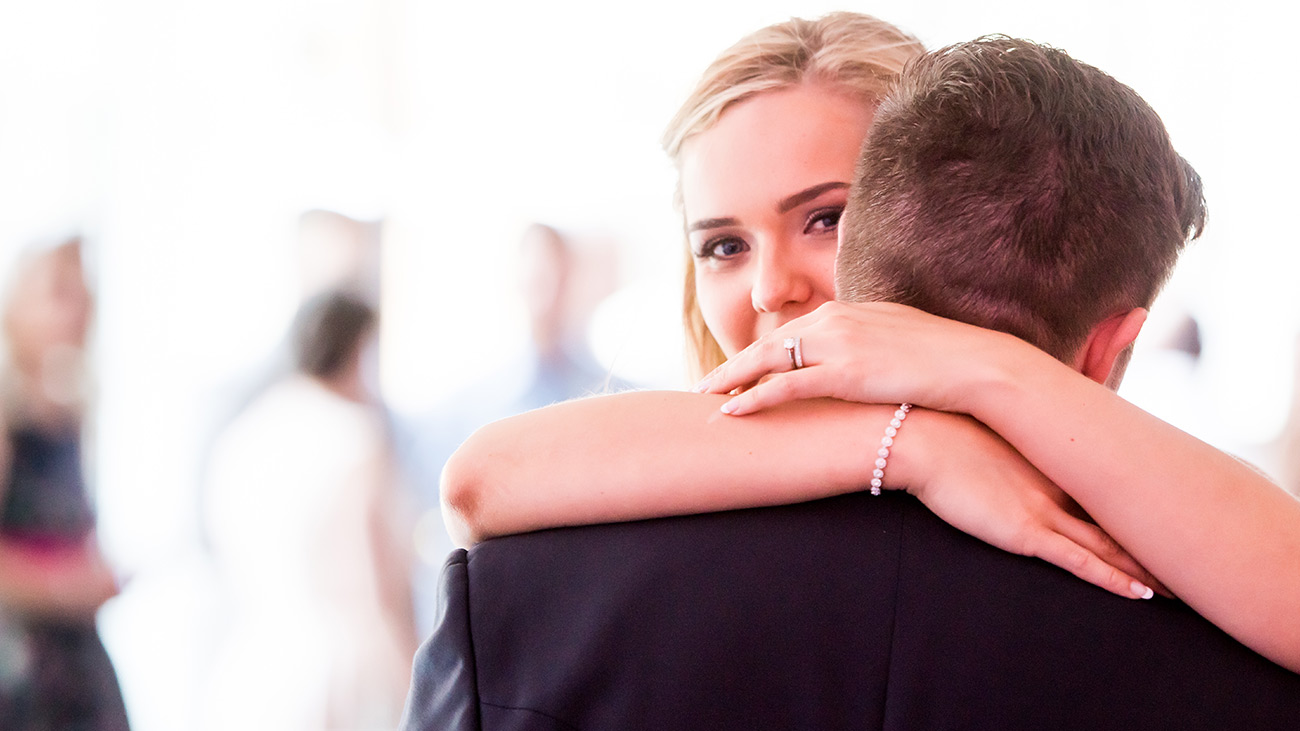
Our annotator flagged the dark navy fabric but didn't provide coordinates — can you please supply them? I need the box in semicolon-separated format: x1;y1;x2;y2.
1;427;94;541
0;425;129;731
402;491;1300;730
399;553;481;731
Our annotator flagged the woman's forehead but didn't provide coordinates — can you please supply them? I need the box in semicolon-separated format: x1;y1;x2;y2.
679;84;874;219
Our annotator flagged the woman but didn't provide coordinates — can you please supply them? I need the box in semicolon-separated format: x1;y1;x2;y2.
441;13;1300;672
0;237;130;731
204;290;418;730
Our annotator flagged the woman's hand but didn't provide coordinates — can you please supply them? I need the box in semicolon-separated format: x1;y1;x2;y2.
696;301;1028;416
895;409;1167;601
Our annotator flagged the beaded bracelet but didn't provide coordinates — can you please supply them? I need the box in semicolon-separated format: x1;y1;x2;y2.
870;403;911;496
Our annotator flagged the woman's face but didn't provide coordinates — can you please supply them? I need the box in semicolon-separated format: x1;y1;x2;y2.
4;245;91;368
679;83;875;357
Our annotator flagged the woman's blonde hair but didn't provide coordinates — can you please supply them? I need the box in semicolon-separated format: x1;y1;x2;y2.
663;12;925;379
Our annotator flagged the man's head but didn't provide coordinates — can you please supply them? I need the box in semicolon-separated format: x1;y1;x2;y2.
837;36;1206;385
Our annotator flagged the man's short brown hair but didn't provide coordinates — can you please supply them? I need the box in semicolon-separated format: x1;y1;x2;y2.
836;36;1206;361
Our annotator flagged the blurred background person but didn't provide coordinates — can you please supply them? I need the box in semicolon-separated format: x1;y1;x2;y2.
202;289;417;731
202;208;386;441
395;222;629;627
512;223;626;408
0;236;130;731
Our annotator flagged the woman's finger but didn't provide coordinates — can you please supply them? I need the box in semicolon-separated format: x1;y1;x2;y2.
1028;530;1156;600
719;369;829;415
1054;516;1173;598
697;330;799;395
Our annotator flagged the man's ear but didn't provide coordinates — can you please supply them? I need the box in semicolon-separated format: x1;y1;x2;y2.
1078;307;1148;385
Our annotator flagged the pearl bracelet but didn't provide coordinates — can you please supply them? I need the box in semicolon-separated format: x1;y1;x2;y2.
870;403;911;496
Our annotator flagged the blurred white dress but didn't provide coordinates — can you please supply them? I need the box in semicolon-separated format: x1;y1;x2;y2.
202;375;415;731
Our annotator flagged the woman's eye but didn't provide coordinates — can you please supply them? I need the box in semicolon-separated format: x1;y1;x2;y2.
697;237;748;260
805;207;843;234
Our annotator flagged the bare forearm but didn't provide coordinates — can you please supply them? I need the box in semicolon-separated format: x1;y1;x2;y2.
966;344;1300;670
441;392;898;546
442;388;1162;603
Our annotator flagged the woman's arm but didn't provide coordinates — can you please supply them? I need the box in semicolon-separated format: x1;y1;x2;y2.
442;392;882;545
701;301;1300;672
0;533;120;621
969;341;1300;672
441;391;1158;599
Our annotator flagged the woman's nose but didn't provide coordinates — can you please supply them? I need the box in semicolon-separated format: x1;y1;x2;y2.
750;245;813;313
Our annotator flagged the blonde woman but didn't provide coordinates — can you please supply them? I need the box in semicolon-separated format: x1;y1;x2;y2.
440;13;1300;676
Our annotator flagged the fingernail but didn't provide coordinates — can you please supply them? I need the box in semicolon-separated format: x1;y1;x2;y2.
692;379;710;393
1131;581;1154;600
720;399;737;415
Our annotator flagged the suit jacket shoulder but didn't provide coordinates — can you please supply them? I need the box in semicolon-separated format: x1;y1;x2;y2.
403;493;1300;730
399;549;481;731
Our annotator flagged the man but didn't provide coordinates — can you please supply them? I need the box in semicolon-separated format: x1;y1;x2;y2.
401;37;1300;729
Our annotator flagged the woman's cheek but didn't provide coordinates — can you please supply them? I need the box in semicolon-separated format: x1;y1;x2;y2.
696;273;752;358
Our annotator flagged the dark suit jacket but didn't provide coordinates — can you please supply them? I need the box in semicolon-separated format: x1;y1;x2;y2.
400;492;1300;730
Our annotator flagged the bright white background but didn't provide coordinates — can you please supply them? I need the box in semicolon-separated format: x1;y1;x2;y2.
2;1;1297;728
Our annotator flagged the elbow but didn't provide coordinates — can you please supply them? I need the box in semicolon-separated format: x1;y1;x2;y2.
439;437;493;548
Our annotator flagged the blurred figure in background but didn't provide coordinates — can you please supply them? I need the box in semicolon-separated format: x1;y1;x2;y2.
203;289;417;731
0;236;130;731
396;222;627;627
513;223;624;407
203;209;386;438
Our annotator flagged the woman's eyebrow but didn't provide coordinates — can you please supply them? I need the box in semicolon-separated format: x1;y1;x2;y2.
688;216;739;233
687;181;847;232
777;182;849;214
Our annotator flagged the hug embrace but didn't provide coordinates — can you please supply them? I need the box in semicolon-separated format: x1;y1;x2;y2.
403;12;1300;730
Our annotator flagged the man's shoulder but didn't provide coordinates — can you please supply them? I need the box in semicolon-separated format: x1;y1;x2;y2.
449;493;908;730
408;493;1300;730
